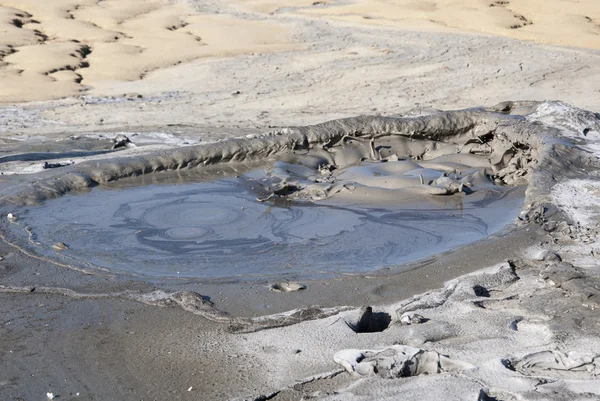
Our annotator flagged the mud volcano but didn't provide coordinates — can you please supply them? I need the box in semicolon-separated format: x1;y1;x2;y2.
3;101;570;280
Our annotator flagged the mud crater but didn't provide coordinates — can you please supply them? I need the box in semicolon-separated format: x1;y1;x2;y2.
3;105;561;281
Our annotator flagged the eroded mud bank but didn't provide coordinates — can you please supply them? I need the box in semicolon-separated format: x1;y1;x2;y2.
1;101;549;206
3;101;596;211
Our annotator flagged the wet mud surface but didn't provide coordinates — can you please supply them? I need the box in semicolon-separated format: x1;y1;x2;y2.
9;172;524;280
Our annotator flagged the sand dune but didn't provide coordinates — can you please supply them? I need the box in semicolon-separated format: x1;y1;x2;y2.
0;0;296;103
234;0;600;49
1;0;599;103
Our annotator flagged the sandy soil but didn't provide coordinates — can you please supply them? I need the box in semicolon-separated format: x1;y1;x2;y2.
0;0;296;102
0;0;599;105
2;1;600;401
280;0;600;49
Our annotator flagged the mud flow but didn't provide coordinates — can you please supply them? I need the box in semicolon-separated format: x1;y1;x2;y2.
6;128;527;280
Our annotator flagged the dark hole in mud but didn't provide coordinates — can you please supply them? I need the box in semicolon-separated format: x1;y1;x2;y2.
348;307;392;333
473;285;491;297
500;358;516;371
478;389;500;401
509;318;522;331
253;395;278;401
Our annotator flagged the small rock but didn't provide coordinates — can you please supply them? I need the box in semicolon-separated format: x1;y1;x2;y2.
543;221;558;232
112;134;132;149
399;312;427;326
269;282;306;293
540;262;582;286
53;242;69;251
533;250;562;262
123;93;143;100
43;161;74;169
187;386;193;392
7;213;16;222
47;393;55;400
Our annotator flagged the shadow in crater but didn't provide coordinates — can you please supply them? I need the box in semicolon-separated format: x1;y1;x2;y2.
347;306;391;333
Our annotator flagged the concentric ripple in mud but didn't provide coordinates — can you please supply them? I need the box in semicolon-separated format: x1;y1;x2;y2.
15;175;524;279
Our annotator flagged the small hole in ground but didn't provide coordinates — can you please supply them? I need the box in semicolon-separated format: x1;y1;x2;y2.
500;358;515;371
478;389;500;401
347;306;391;333
473;285;490;297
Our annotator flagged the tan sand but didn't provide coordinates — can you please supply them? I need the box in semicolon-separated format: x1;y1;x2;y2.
1;0;599;104
237;0;600;49
0;0;296;103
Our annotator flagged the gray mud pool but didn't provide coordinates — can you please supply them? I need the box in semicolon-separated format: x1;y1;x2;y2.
13;169;524;280
4;106;557;281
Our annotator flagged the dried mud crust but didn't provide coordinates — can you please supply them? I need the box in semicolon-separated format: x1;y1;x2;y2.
238;247;600;400
0;283;353;334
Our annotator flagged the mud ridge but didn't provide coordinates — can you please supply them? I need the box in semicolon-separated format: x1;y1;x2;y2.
2;101;580;214
0;284;351;332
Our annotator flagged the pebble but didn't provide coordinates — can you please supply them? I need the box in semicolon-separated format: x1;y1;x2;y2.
53;242;69;251
269;282;306;293
399;312;427;325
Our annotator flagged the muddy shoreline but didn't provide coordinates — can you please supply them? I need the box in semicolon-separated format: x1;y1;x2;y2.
0;209;540;317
